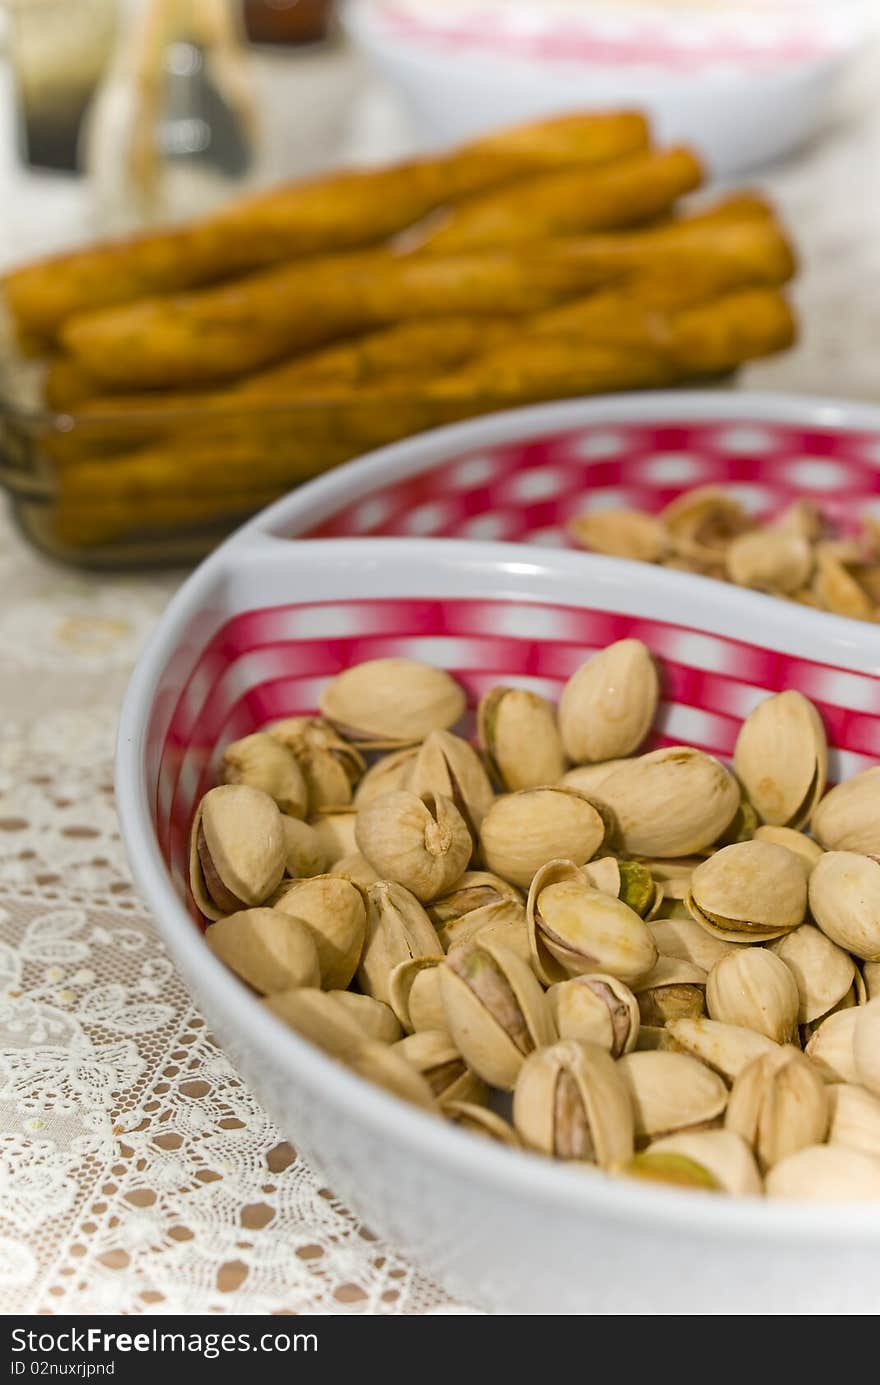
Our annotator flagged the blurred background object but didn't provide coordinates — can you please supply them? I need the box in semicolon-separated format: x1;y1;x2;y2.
243;0;334;46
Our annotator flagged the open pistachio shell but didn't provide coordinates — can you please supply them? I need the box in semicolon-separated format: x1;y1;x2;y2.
527;859;657;987
853;999;880;1096
221;732;309;819
269;716;365;813
809;852;880;962
625;1151;721;1192
190;784;286;922
648;1129;762;1196
863;961;880;1001
687;840;806;943
353;747;419;807
706;948;799;1044
733;691;827;829
357;790;473;902
812;766;880;855
438;899;531;964
827;1083;880;1158
568;508;670;563
804;1008;862;1084
308;808;359;864
280;816;328;880
206;908;321;994
769;924;856;1025
766;1144;880;1200
479;787;605;890
558;639;658;765
596;747;740;858
619;1050;728;1140
446;1101;521;1147
753;825;823;876
428;871;522;926
319;658;466;749
660;486;752;566
664;1017;777;1085
513;1038;634;1168
330;990;402;1044
393;1030;486;1108
408;730;495;838
388;956;446;1034
478;686;566;791
439;937;555;1091
547;974;639;1057
725;1045;829;1172
726;530;812;595
273;874;366;990
649;917;742;972
633;955;707;1027
358;881;443;1006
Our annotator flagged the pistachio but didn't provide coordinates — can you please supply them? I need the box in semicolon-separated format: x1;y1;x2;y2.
513;1039;634;1168
725;1045;829;1172
446;1101;521;1147
804;1009;861;1084
660;485;752;566
560;760;631;795
648;917;742;972
439;937;555;1090
775;498;823;542
753;824;824;876
308;808;359;863
582;856;658;918
330;851;381;889
527;859;657;987
330;991;402;1044
319;658;466;749
766;1144;880;1200
812;766;880;855
769;924;856;1025
664;1017;777;1085
273;874;366;990
353;747;419;807
568;508;670;563
634;956;707;1027
644;1130;762;1195
268;716;366;811
808;851;880;962
358;881;443;1005
206;908;321;994
478;687;566;791
356;790;472;902
190;785;286;921
220;732;309;819
618;1050;728;1140
686;840;806;943
624;1151;721;1192
438;899;531;964
725;530;812;595
733;691;827;828
706;948;799;1044
427;871;522;926
853;998;880;1096
596;747;740;857
547;974;639;1057
388;956;446;1034
408;730;495;836
813;547;874;620
393;1030;486;1108
479;788;606;890
280;816;328;879
558;639;658;764
827;1083;880;1158
864;961;880;1000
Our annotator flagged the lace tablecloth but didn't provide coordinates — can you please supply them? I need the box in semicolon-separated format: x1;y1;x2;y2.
1;46;879;1315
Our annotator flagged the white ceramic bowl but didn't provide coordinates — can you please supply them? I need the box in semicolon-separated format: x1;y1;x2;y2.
343;0;868;174
117;392;880;1315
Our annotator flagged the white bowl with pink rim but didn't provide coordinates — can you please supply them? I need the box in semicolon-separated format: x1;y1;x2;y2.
343;0;871;174
116;391;880;1316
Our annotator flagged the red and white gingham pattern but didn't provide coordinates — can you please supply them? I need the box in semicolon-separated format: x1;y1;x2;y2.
157;593;880;923
303;420;880;548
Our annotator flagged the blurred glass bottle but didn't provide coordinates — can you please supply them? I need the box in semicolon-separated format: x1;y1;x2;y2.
83;0;258;231
7;0;119;173
242;0;334;46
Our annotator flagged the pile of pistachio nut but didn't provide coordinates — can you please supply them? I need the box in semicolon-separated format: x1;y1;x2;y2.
189;640;880;1200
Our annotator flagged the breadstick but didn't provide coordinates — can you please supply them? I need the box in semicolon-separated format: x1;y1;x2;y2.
5;110;649;338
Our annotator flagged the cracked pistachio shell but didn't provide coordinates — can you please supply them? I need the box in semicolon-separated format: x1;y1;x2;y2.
725;1045;829;1172
809;852;880;962
560;759;632;795
753;825;823;877
733;691;827;829
547;974;639;1057
828;1083;880;1158
865;962;880;1000
438;899;531;965
769;925;856;1025
805;1009;861;1084
439;937;555;1091
479;788;606;890
220;732;309;819
664;1017;777;1085
393;1030;486;1108
812;766;880;854
408;730;495;836
569;508;670;563
514;1039;634;1168
687;840;806;943
388;956;446;1034
478;686;566;791
353;747;419;807
854;999;880;1096
619;1050;728;1140
558;639;658;764
648;1129;762;1196
308;808;359;864
527;859;657;987
206;908;321;994
596;747;740;858
358;881;443;1005
446;1101;521;1147
661;486;751;564
725;530;812;595
428;871;522;926
706;948;799;1044
649;918;742;972
330;991;402;1044
357;791;472;902
766;1144;880;1200
281;816;328;880
190;785;286;921
633;956;707;1027
273;874;366;990
319;658;466;749
269;716;365;812
331;851;381;889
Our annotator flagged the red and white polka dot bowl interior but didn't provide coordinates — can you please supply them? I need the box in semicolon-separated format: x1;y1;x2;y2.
116;392;880;1315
